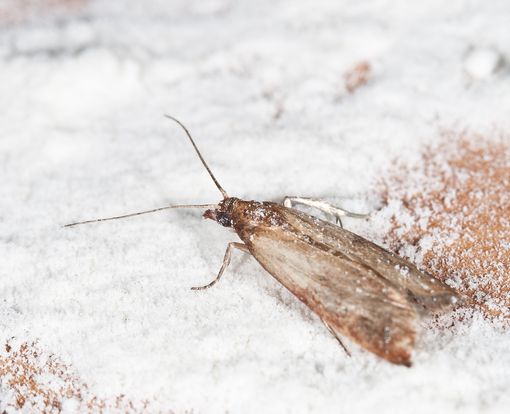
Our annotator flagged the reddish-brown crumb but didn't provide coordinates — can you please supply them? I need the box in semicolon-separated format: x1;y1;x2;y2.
380;132;510;318
0;341;173;413
344;61;372;93
0;0;87;24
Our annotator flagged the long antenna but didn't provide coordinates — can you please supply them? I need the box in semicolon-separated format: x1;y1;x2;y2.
165;115;229;199
64;203;217;227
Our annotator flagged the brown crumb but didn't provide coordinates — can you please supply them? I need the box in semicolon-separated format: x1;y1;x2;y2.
0;0;87;24
0;340;175;413
344;61;372;93
379;132;510;318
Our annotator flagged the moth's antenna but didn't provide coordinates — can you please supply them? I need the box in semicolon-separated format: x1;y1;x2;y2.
64;203;217;228
165;115;229;199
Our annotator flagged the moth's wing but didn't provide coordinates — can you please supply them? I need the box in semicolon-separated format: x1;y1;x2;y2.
242;210;419;365
280;206;460;311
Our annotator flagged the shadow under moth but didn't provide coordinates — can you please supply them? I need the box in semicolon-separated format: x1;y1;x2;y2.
66;116;460;366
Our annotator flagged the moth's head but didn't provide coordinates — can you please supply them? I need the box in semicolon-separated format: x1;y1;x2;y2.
203;197;238;227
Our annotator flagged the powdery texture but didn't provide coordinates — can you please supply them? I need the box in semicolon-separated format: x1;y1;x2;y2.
378;134;510;318
0;0;87;24
2;0;510;413
0;341;169;413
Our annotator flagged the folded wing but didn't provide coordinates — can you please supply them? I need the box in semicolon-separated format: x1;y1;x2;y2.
242;204;458;365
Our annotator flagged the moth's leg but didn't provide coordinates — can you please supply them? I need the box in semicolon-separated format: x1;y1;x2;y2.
283;196;368;228
322;319;352;357
191;242;250;291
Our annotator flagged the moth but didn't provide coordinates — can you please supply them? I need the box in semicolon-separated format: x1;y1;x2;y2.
66;116;460;366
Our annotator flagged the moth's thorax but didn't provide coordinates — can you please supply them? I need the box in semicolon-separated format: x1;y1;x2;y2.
203;197;284;234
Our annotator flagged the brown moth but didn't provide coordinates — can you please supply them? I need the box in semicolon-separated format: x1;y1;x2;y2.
65;116;460;366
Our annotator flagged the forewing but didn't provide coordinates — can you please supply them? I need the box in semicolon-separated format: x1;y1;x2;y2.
278;206;460;311
243;211;419;365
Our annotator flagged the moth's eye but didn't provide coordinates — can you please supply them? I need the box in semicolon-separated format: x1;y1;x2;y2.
216;212;232;227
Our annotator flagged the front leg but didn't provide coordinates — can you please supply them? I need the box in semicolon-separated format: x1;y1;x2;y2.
283;196;368;228
191;242;250;290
